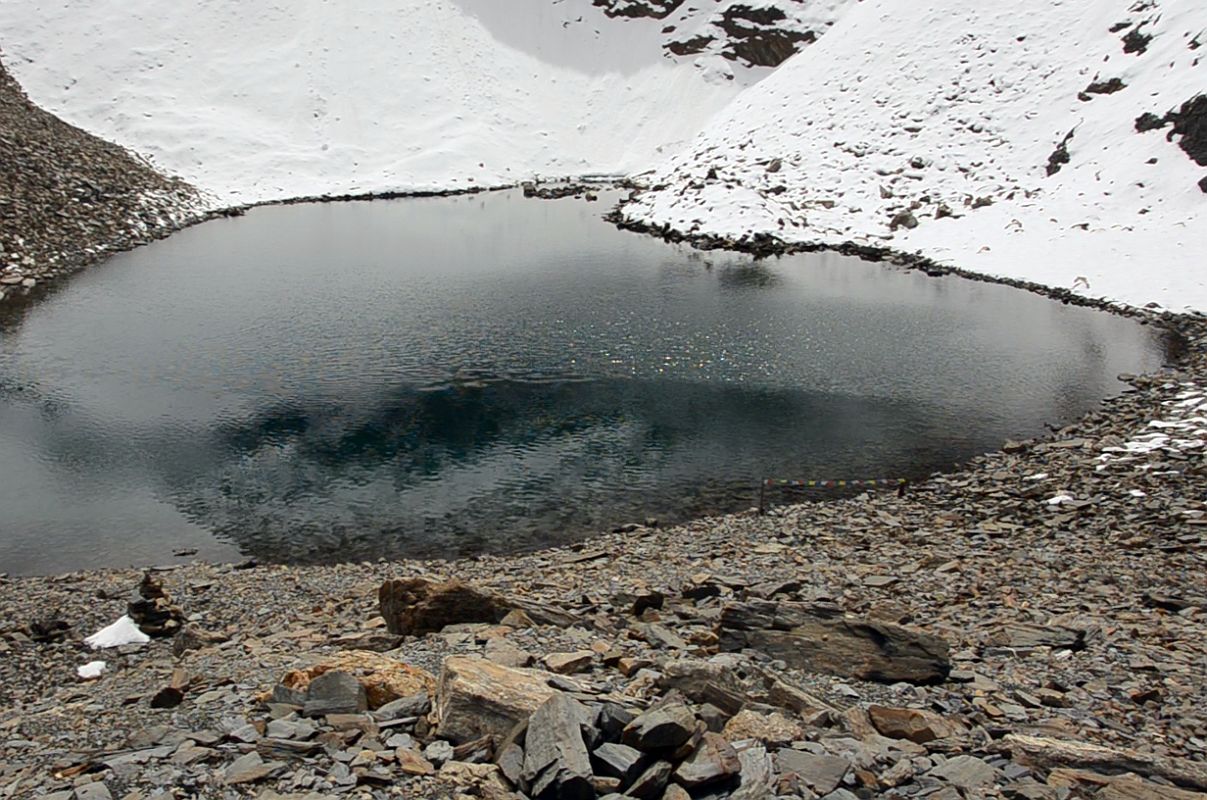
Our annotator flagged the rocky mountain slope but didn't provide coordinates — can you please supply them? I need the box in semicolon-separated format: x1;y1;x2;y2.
0;58;201;299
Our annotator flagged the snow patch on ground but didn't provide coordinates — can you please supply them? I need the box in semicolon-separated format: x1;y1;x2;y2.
84;616;150;650
1099;384;1207;467
621;0;1207;311
77;660;107;680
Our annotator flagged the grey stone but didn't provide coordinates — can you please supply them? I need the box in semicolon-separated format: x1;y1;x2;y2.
496;740;525;786
672;732;741;788
371;691;430;721
423;739;454;766
596;702;635;742
928;754;998;788
74;784;113;800
266;718;315;740
522;694;593;800
223;752;285;785
485;638;534;668
626;759;673;799
591;741;647;785
729;743;775;800
302;670;367;717
821;790;861;800
718;601;950;684
621;703;696;750
227;723;262;743
776;749;851;795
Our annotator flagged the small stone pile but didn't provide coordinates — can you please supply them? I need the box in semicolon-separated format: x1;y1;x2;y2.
127;572;185;638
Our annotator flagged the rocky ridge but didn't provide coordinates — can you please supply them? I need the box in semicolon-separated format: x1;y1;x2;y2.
0;57;204;305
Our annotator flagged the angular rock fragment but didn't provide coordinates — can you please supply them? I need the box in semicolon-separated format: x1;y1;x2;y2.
928;754;998;789
485;638;534;668
302;670;367;717
396;747;435;775
868;705;966;743
544;650;594;674
437;761;515;800
775;749;851;795
272;650;434;710
626;759;674;798
372;690;430;720
621;703;697;750
719;601;950;684
223;752;285;785
522;694;594;800
672;732;741;789
596;703;636;743
656;658;748;715
592;741;647;785
988;622;1085;650
454;734;495;764
722;709;804;745
171;625;227;657
729;742;775;799
1005;734;1207;791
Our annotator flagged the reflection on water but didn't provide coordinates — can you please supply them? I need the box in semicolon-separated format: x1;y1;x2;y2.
0;191;1166;574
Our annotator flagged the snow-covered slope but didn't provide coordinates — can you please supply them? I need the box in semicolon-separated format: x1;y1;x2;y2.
0;0;849;206
622;0;1207;312
2;0;1202;311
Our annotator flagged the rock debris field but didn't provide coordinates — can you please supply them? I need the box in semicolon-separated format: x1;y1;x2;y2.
1;329;1206;799
0;60;203;304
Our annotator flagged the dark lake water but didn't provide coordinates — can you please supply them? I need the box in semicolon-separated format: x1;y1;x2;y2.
0;191;1166;574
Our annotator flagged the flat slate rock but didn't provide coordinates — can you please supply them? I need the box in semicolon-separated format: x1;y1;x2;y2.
776;749;852;795
592;741;648;785
302;670;367;717
626;759;674;799
718;601;951;684
928;755;999;789
223;752;286;785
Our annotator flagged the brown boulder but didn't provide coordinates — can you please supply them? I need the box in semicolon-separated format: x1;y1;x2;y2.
868;705;966;744
719;601;950;684
379;577;577;636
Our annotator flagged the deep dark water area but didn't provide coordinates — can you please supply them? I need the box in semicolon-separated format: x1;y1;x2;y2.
0;191;1166;574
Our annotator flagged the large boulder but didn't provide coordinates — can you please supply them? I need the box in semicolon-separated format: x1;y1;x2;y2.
379;577;578;636
718;601;950;684
434;656;561;743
